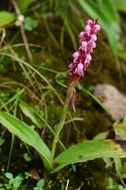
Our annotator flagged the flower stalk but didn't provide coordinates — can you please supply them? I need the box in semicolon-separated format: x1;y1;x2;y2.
51;19;100;162
51;103;68;162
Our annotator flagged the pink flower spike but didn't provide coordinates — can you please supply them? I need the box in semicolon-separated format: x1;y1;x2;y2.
67;19;100;111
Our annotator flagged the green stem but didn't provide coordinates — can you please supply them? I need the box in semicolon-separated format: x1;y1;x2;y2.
51;104;68;162
51;81;76;162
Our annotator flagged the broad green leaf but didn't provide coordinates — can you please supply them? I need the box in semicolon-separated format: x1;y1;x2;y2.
19;101;66;150
0;112;52;169
17;0;34;13
19;102;44;129
0;11;16;28
53;140;126;172
114;123;126;140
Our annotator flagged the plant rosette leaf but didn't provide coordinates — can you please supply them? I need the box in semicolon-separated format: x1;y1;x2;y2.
19;101;44;129
0;112;52;170
19;101;65;150
53;140;126;173
0;11;16;28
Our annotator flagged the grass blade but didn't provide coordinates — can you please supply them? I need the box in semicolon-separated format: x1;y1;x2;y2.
78;0;120;54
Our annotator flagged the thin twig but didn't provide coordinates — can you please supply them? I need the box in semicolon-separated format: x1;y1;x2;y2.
20;24;32;61
11;0;32;61
10;43;44;49
0;29;6;48
65;117;84;125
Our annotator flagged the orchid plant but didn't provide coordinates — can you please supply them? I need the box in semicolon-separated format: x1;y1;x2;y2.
0;19;126;173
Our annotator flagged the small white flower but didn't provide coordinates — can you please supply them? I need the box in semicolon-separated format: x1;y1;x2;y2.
15;14;25;27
